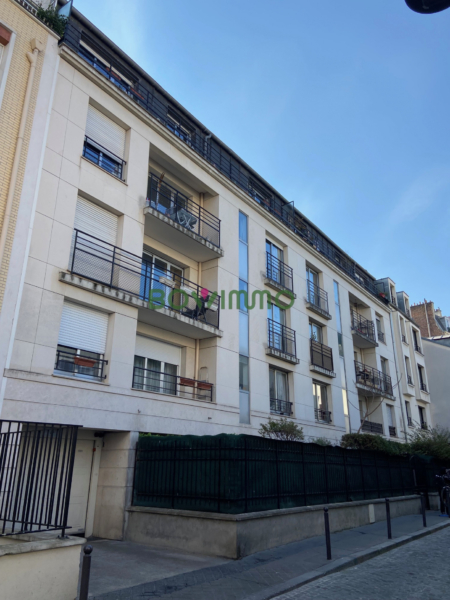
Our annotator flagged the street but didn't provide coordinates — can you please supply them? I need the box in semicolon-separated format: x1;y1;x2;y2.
276;526;450;600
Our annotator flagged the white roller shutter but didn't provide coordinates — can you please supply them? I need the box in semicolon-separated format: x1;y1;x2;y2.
74;197;118;245
86;105;126;159
135;335;181;366
58;302;109;354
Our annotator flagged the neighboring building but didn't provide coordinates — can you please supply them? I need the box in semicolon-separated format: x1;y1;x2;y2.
411;299;450;338
422;336;450;430
0;2;435;541
0;0;60;392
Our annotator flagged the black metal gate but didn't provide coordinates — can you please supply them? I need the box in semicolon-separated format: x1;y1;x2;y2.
0;420;79;536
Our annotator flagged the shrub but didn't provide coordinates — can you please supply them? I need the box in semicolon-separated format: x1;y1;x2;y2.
311;437;333;447
36;4;68;37
259;417;304;442
408;426;450;461
341;433;405;456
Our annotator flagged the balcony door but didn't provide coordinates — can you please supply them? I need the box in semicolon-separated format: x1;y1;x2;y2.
266;240;284;285
269;368;289;414
306;267;319;306
309;322;323;343
268;304;286;351
140;252;183;307
313;382;329;420
133;336;181;394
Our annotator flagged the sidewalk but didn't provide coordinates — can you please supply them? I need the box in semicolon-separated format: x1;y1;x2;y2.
89;512;450;600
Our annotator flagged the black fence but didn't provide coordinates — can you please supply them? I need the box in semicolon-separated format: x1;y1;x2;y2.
355;361;393;396
267;319;297;358
0;420;79;536
55;347;108;380
351;310;377;343
266;253;293;292
62;19;383;301
270;398;293;416
132;434;443;515
307;280;330;315
83;136;125;180
147;173;220;248
310;340;334;373
70;229;220;328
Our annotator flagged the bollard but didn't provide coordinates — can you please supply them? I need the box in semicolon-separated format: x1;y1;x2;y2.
79;545;93;600
385;498;392;539
324;507;332;560
420;494;427;528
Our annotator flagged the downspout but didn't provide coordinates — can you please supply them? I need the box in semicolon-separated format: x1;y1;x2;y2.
389;309;408;442
194;193;204;379
0;42;41;273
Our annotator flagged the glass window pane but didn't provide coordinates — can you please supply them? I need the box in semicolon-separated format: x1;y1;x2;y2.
239;312;249;355
239;355;249;391
269;368;276;398
333;281;339;305
239;241;248;280
239;212;248;243
146;358;161;392
276;371;288;401
239;279;248;312
163;362;177;395
239;390;250;424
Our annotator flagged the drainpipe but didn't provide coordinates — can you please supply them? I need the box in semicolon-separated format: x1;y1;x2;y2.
0;41;42;274
194;194;205;379
389;310;408;442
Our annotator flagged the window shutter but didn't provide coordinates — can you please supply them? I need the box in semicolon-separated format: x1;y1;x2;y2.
58;302;109;354
135;335;180;366
86;105;126;159
74;197;118;245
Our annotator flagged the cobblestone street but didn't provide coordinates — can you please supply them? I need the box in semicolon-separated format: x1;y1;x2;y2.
276;526;450;600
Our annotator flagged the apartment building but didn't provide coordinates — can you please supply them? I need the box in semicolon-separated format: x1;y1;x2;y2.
0;3;433;540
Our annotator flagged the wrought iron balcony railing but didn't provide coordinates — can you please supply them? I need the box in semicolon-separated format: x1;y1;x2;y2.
420;382;428;393
133;367;213;402
61;20;382;301
147;173;220;248
83;136;126;180
270;398;293;416
351;310;376;343
70;230;220;328
354;361;393;396
267;319;297;359
306;280;329;315
407;417;414;427
55;347;108;380
389;426;397;437
414;344;423;354
266;253;293;292
315;408;332;424
310;340;334;373
377;330;385;343
361;420;383;434
407;375;413;385
420;421;428;430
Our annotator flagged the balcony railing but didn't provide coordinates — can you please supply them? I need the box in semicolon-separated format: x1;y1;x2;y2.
351;310;376;344
267;319;297;359
401;334;407;344
420;422;428;430
133;367;213;402
315;408;332;424
306;280;329;315
354;361;393;396
389;426;397;437
270;398;293;416
61;21;382;302
420;382;428;393
83;136;126;180
70;230;220;328
377;330;385;343
55;348;108;380
361;420;383;434
407;375;413;386
310;340;334;373
266;253;293;292
414;344;423;355
147;173;220;248
407;417;414;427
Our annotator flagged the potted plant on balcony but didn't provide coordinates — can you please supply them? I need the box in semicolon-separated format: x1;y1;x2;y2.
74;356;97;368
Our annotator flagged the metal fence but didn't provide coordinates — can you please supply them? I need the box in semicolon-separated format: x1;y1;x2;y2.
307;280;329;315
0;420;79;536
132;367;213;402
355;361;393;396
132;434;442;515
266;253;293;292
310;340;334;373
267;319;297;358
351;310;376;343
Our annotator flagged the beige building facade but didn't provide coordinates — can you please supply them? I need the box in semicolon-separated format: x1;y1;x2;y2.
0;4;434;540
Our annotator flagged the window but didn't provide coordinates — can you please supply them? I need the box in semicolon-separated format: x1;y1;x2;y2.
55;302;108;380
309;322;323;343
0;43;4;65
413;329;421;352
140;252;183;306
239;212;250;424
386;405;396;436
268;304;286;351
167;108;194;144
380;357;388;376
400;318;407;344
418;365;427;392
84;105;126;179
269;368;291;415
405;357;413;385
133;356;177;394
266;240;284;285
313;381;331;423
418;406;427;429
376;317;385;343
0;25;13;111
405;401;413;427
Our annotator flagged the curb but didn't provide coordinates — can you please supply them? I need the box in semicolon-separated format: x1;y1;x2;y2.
245;520;450;600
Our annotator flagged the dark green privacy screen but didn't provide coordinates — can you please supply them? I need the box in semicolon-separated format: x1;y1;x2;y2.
132;434;441;514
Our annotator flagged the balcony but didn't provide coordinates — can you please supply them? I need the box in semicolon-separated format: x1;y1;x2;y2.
351;310;378;348
270;398;293;416
55;347;108;380
414;344;423;355
305;280;331;319
389;426;397;437
266;319;299;364
315;408;332;424
144;174;222;262
265;253;294;296
361;420;383;434
354;361;394;398
61;230;222;339
132;367;213;402
310;340;336;377
420;382;428;393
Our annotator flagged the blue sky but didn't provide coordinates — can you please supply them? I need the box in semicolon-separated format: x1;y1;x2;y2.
74;0;450;312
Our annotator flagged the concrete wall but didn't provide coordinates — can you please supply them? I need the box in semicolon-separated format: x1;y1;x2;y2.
125;495;425;559
0;534;84;600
